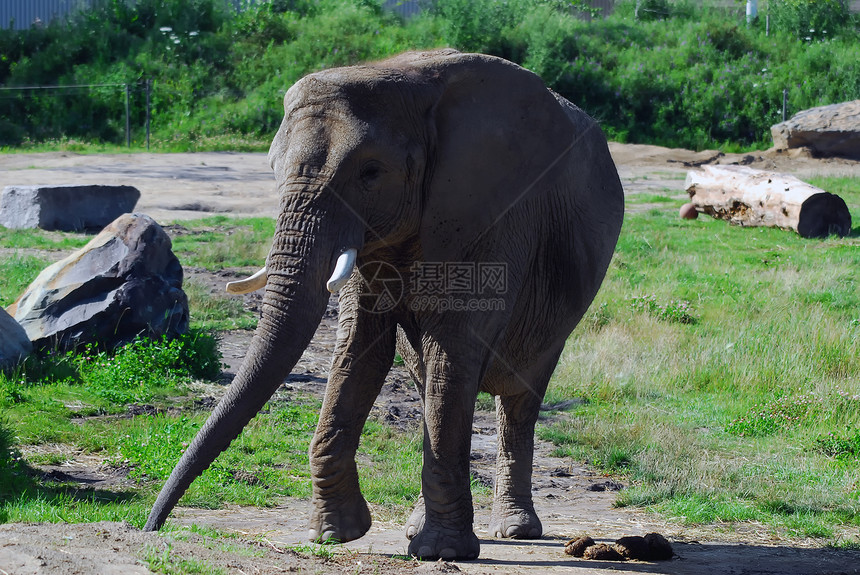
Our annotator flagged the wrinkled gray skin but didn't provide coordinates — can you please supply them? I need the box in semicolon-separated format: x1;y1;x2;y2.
144;50;624;560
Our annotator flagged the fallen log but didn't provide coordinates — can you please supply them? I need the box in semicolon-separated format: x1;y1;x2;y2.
684;165;852;238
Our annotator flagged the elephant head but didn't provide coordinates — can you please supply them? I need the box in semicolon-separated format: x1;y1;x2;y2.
145;50;624;563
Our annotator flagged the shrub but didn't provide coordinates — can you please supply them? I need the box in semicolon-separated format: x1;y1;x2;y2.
1;0;859;150
816;427;860;462
76;331;221;403
630;294;697;324
769;0;851;40
1;331;221;406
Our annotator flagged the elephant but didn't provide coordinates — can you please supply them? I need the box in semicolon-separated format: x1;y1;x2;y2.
144;49;624;561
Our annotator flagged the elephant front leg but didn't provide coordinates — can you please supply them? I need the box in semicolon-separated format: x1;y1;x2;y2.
488;392;543;539
407;345;480;560
308;307;395;543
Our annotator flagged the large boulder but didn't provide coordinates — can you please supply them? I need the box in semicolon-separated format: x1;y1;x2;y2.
0;307;31;369
0;185;140;231
771;100;860;160
7;213;188;351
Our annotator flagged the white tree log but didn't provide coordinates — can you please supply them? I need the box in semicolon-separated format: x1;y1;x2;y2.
684;165;852;238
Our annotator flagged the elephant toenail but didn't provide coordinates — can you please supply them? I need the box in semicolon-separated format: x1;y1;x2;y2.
440;547;457;560
418;546;434;558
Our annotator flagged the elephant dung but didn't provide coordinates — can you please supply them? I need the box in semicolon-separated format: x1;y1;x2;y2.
0;307;32;369
582;543;625;561
566;532;673;562
564;535;596;557
770;99;860;160
7;213;188;351
0;185;140;231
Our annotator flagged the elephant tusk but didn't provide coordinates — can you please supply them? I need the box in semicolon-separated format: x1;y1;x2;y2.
226;267;268;294
326;248;357;293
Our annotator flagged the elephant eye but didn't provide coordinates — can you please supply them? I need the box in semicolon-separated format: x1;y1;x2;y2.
360;162;385;189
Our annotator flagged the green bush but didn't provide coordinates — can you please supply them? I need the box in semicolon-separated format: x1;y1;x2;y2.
1;0;859;150
76;331;221;403
816;427;860;463
769;0;850;40
0;331;221;406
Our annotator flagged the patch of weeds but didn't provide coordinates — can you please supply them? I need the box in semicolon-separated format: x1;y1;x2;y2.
587;446;634;474
144;542;226;575
475;391;495;411
726;394;819;437
815;427;860;463
630;294;697;324
829;538;860;550
75;331;221;404
291;540;339;559
583;301;612;330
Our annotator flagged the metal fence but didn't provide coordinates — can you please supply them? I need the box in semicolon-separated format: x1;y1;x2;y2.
0;0;270;30
0;0;86;29
2;0;731;30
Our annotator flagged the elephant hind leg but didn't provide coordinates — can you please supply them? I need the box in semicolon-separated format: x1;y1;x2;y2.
488;347;563;540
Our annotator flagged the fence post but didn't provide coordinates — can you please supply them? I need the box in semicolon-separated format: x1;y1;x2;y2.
125;83;131;148
145;79;151;151
746;0;757;25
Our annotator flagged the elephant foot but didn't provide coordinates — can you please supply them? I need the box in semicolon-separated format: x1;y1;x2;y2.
407;521;479;560
489;504;543;539
308;493;372;543
405;495;425;540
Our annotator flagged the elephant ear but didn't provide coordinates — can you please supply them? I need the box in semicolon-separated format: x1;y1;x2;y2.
418;53;578;259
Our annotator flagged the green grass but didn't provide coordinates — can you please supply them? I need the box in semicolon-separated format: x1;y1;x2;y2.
539;176;860;541
0;228;90;306
0;228;90;250
144;542;226;575
0;324;420;524
0;255;49;307
1;177;857;544
184;279;258;331
169;216;274;270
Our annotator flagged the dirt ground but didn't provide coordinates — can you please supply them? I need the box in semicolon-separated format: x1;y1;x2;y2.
1;144;858;574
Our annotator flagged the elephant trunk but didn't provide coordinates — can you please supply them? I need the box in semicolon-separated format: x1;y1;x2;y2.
144;194;343;531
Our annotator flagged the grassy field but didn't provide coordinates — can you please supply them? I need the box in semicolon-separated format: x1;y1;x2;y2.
540;175;860;544
0;175;858;548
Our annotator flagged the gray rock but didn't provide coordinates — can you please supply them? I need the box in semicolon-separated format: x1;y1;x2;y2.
771;100;860;160
7;213;188;351
0;307;31;369
0;185;140;231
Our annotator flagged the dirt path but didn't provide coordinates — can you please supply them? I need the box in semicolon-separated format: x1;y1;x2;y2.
1;145;859;574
